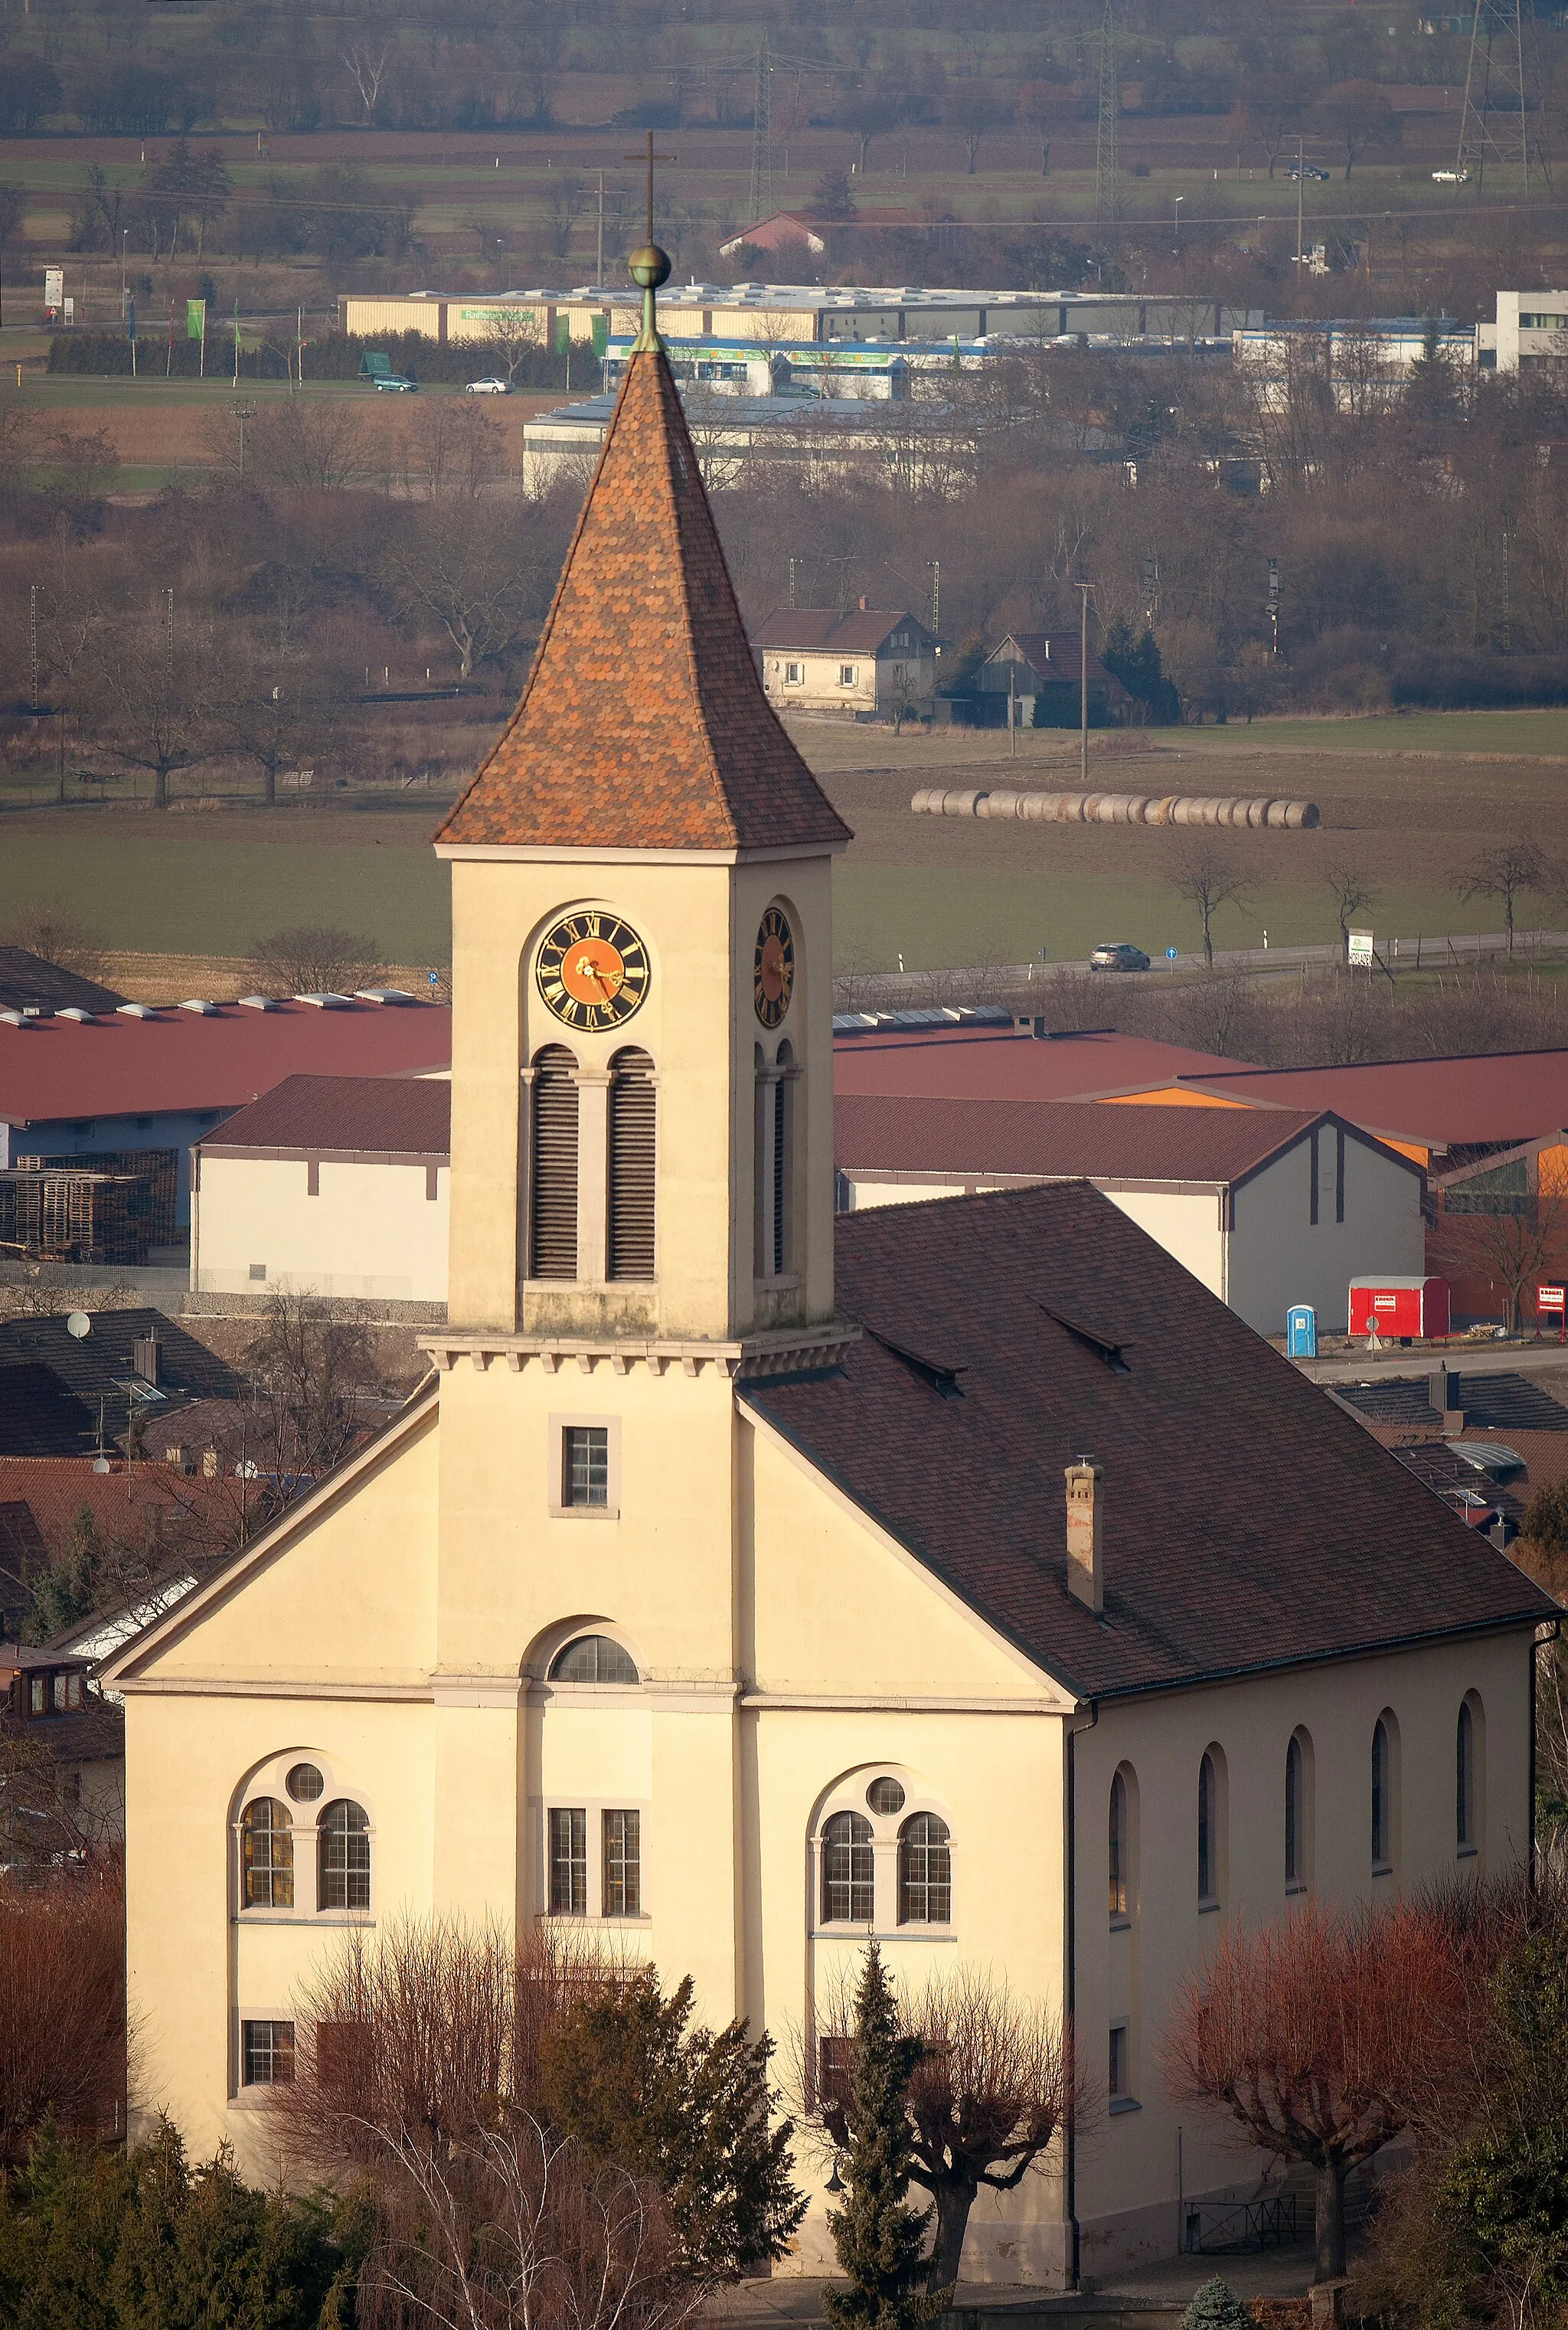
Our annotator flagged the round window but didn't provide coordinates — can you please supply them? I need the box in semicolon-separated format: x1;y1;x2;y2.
286;1762;325;1802
867;1776;906;1816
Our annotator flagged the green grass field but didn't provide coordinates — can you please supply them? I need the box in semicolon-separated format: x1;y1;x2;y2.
0;829;452;966
0;822;1544;974
1148;711;1568;757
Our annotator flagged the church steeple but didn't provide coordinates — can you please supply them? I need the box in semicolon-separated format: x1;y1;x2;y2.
436;310;848;1345
436;352;848;858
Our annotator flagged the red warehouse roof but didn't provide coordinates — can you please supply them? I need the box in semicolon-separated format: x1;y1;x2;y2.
834;1026;1256;1104
0;1002;451;1127
1178;1049;1568;1155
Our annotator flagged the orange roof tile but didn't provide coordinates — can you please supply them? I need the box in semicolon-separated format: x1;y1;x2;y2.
436;349;851;857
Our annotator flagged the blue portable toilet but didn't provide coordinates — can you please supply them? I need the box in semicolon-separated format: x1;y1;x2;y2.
1286;1305;1316;1359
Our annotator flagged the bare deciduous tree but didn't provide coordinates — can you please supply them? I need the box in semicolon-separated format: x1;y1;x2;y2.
1161;1901;1468;2283
1;900;110;983
1167;836;1255;969
251;926;384;998
1325;867;1378;965
1455;838;1547;953
341;43;391;123
380;504;539;681
1430;1188;1568;1334
0;1863;126;2164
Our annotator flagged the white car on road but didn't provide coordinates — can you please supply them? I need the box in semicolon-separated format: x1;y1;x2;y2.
466;377;511;394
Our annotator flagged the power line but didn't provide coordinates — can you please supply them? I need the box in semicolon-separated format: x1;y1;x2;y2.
1454;0;1552;194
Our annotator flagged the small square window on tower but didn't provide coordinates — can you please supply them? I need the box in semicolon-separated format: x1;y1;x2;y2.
549;1417;621;1519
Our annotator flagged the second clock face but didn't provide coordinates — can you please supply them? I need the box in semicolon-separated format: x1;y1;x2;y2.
754;906;795;1029
536;910;649;1031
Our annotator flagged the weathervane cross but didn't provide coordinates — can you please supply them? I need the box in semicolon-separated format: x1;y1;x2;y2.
622;128;677;247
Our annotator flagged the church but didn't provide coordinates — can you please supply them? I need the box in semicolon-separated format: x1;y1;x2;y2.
105;250;1553;2288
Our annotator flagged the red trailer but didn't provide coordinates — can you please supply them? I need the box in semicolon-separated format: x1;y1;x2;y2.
1348;1275;1450;1341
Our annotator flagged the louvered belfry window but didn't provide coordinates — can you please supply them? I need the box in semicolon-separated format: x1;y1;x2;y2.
606;1047;656;1281
530;1046;580;1279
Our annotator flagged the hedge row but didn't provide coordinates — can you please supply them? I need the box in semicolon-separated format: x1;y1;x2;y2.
47;330;584;391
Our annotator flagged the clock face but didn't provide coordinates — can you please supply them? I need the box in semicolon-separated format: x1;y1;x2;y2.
535;910;649;1032
754;906;795;1030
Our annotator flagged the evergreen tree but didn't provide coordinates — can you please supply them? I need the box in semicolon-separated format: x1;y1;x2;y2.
1180;2279;1256;2330
826;1947;941;2330
1101;619;1181;727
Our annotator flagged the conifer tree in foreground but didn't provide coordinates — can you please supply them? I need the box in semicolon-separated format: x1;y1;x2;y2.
825;1946;942;2330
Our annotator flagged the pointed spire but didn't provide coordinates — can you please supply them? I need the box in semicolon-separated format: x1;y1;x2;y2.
436;351;851;858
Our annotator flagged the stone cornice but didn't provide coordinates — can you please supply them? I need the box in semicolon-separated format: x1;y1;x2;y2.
419;1322;861;1380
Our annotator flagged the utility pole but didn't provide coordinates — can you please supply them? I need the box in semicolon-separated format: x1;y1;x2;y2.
165;587;175;677
927;557;940;635
1267;558;1281;656
1077;582;1092;789
29;583;39;714
1296;136;1305;270
596;171;606;285
749;31;773;227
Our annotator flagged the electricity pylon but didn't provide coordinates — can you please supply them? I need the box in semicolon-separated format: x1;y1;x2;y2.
1454;0;1551;194
1096;0;1119;243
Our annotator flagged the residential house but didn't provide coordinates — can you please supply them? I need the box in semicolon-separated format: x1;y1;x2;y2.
753;603;937;720
962;632;1131;729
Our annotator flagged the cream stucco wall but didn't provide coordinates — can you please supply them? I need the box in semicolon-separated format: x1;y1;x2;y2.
1072;1626;1533;2275
192;1154;449;1301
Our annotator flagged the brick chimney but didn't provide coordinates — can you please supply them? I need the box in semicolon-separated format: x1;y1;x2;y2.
1064;1456;1104;1613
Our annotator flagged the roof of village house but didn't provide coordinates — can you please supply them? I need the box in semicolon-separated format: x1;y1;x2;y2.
836;1095;1419;1187
982;634;1121;691
1334;1371;1568;1435
0;1001;451;1126
436;349;850;857
750;606;929;655
1178;1051;1568;1154
744;1185;1555;1700
834;1025;1259;1103
201;1073;451;1158
0;1309;240;1461
0;948;126;1017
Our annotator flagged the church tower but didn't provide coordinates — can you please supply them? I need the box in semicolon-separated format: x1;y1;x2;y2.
435;308;850;1352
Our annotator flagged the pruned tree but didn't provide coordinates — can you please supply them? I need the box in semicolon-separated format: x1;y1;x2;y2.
1167;836;1255;969
0;1864;126;2164
1456;839;1547;953
816;1962;1074;2292
87;619;213;810
1325;867;1378;964
212;649;343;809
823;1946;942;2328
1160;1901;1468;2283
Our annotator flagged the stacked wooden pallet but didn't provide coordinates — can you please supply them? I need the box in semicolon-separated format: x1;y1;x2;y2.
0;1168;154;1265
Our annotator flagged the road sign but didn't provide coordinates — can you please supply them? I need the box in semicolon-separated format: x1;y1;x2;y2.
1348;929;1374;966
429;969;440;987
1166;946;1178;960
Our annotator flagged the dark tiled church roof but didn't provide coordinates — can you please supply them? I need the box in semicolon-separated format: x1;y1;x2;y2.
746;1185;1554;1701
436;350;850;857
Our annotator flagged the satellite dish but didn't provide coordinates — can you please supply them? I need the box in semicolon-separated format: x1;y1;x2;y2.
67;1312;92;1339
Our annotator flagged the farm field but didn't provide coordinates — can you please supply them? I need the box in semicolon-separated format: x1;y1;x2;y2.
3;709;1566;975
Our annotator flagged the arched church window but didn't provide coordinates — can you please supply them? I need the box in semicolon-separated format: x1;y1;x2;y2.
241;1798;294;1909
821;1810;874;1923
898;1812;952;1926
606;1047;656;1281
530;1045;579;1280
550;1634;640;1685
1109;1770;1128;1920
318;1800;371;1911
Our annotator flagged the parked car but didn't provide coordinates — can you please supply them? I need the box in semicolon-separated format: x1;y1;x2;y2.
1287;165;1330;182
1089;942;1151;972
466;376;511;394
1432;167;1471;183
373;374;419;393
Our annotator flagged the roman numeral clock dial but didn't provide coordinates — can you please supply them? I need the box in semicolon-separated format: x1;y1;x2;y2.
536;912;650;1031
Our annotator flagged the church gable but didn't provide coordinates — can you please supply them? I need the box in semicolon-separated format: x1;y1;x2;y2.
743;1407;1076;1707
103;1397;439;1691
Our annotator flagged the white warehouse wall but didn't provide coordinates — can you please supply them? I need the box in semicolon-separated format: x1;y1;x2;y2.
192;1154;449;1301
